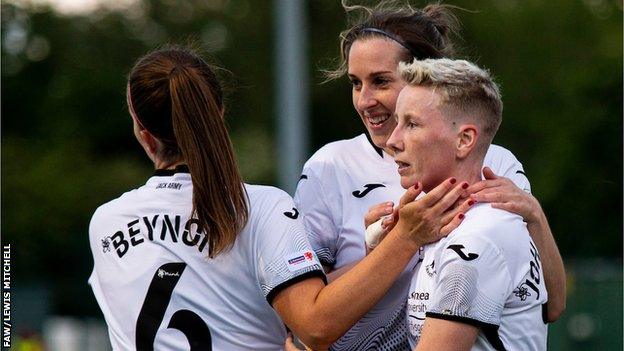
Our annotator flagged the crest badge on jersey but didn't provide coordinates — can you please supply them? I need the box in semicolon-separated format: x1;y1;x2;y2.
513;283;532;301
101;236;111;253
285;250;317;272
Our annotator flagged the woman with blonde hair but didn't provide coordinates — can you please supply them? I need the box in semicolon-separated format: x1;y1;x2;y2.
293;2;565;350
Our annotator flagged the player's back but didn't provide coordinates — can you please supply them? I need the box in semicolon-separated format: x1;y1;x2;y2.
89;170;323;350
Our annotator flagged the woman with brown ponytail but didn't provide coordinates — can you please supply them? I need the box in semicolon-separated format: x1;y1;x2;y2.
88;46;469;350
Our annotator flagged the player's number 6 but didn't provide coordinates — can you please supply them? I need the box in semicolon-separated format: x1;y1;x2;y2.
135;262;212;350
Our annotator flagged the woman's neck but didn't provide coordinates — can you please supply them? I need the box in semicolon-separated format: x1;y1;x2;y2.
154;159;186;170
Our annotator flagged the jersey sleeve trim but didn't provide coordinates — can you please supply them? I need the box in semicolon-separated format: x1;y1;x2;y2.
425;312;507;351
266;269;327;305
314;247;335;267
541;303;549;324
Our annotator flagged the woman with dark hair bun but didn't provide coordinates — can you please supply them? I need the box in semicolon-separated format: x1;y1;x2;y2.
88;46;470;350
293;1;565;350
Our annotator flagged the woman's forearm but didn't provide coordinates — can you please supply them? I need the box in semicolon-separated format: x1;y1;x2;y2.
526;203;566;322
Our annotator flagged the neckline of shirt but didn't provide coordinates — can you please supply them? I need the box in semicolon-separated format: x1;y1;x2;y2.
153;164;190;177
361;133;397;166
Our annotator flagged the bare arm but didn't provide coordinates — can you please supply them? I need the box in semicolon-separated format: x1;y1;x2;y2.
523;199;566;321
467;167;566;321
325;261;358;283
274;229;422;350
273;179;468;350
415;318;478;351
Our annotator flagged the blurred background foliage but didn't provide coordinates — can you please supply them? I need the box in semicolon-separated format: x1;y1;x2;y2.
1;0;622;344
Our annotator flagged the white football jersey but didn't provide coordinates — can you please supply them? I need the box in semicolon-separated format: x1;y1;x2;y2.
407;204;548;350
89;167;325;351
294;133;530;351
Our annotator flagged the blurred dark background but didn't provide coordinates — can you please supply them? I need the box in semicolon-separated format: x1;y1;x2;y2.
1;0;622;349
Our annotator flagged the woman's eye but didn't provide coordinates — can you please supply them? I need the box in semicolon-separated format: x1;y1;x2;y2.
408;122;418;128
374;78;389;86
350;79;362;89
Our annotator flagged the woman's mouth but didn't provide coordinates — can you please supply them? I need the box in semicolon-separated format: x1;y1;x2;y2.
366;113;391;129
395;161;410;175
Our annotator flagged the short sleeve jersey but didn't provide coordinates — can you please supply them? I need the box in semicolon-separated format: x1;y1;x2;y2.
407;204;548;350
89;168;325;351
294;134;530;351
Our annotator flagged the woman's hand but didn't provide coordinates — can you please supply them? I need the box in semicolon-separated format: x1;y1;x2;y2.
466;167;540;224
284;333;309;351
392;178;473;248
364;202;396;253
365;179;474;252
364;202;395;229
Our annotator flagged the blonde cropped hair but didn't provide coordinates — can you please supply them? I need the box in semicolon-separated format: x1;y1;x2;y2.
399;58;503;146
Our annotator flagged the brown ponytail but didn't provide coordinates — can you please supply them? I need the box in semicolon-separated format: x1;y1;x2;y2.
128;46;248;258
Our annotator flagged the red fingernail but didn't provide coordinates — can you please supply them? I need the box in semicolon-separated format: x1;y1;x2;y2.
462;182;469;189
459;213;465;219
468;200;475;206
450;178;457;184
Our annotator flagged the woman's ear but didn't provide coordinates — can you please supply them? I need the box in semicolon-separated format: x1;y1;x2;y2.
133;122;160;164
456;124;478;159
139;129;160;156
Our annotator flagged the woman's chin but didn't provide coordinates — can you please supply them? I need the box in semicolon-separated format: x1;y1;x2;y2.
368;132;389;150
400;177;417;190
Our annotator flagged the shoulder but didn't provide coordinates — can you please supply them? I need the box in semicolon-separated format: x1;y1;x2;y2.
484;144;531;192
88;188;147;254
89;189;140;230
242;184;307;245
460;204;526;234
485;144;519;160
484;144;526;167
245;183;292;204
484;144;524;172
244;184;295;217
447;204;528;254
303;135;366;169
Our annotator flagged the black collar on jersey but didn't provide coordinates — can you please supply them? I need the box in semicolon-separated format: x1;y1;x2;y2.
365;132;384;158
154;164;190;176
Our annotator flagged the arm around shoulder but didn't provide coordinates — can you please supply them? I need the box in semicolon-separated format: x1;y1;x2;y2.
271;225;423;350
